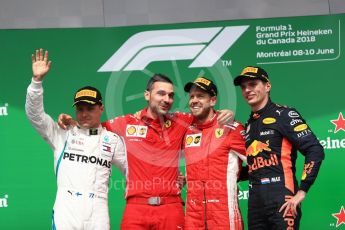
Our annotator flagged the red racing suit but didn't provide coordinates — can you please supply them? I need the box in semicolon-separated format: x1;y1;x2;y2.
103;108;193;229
183;114;246;230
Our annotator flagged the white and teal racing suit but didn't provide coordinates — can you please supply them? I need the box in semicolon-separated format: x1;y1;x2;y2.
25;80;127;230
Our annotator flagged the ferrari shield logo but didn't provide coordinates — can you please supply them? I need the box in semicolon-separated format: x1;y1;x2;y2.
215;128;224;138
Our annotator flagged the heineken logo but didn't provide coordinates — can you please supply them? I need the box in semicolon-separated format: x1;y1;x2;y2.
238;190;249;200
319;112;345;150
0;194;8;208
330;112;345;133
0;103;8;116
320;137;345;150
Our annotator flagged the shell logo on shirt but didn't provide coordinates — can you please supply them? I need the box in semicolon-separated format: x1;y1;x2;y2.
127;126;136;135
186;136;193;145
185;133;202;147
126;125;148;138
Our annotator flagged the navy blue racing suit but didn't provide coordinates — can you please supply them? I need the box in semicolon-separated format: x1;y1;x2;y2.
244;100;324;230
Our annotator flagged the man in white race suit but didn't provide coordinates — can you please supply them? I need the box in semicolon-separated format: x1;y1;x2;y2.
25;48;127;230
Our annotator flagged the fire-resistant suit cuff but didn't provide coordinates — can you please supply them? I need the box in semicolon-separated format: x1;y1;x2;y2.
30;78;43;91
299;182;311;193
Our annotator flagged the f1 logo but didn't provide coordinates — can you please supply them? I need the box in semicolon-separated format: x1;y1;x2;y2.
98;26;249;72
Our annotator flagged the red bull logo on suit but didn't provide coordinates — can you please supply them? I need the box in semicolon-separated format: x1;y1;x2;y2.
246;140;271;156
246;140;278;172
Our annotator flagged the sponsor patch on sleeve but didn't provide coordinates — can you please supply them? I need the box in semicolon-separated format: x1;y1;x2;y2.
301;161;315;180
294;124;308;132
288;110;300;118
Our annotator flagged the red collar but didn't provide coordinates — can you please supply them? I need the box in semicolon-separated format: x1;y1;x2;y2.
192;112;217;129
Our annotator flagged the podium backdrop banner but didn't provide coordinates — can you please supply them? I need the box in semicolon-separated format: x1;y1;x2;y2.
0;13;344;229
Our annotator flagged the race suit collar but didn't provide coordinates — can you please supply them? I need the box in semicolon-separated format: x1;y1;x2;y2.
76;125;103;135
250;99;273;120
192;112;217;129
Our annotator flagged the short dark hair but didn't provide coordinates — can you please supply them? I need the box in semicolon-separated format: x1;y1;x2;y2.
146;73;173;91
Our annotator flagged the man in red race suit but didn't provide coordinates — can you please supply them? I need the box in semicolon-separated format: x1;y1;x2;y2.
183;76;247;230
59;73;233;229
104;74;190;229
